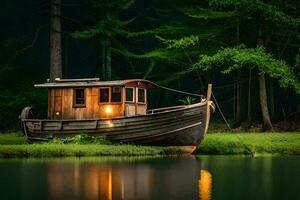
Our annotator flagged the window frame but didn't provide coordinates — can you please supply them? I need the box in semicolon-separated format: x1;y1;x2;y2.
125;87;135;103
137;88;146;104
111;86;122;103
73;88;86;108
99;87;111;104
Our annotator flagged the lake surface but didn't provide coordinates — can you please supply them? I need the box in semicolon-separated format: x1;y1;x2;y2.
0;156;299;200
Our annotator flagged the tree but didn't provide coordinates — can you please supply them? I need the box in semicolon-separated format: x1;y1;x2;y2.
71;0;135;80
130;1;233;89
208;0;300;128
152;0;300;128
193;45;300;130
50;0;62;81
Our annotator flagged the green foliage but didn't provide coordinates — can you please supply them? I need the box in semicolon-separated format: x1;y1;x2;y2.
70;0;139;62
71;18;134;40
193;45;300;93
0;134;191;158
158;35;200;49
197;133;300;155
1;133;299;157
181;6;236;19
0;64;47;131
72;0;135;38
0;133;27;145
129;24;223;38
209;0;300;27
179;96;196;105
51;134;112;145
0;0;300;132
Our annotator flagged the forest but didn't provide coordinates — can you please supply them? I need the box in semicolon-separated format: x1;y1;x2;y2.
0;0;300;132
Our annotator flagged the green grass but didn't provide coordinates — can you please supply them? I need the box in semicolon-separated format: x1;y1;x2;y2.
0;144;189;158
0;133;28;145
0;132;299;157
197;132;300;155
0;134;190;158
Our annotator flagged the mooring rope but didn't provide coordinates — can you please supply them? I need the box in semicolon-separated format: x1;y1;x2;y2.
212;92;253;155
211;92;232;131
157;85;204;98
157;83;255;155
158;84;232;131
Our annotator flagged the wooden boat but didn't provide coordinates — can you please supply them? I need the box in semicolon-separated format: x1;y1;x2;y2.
20;78;215;153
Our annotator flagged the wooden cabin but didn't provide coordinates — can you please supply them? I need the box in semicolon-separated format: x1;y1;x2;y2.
35;78;157;120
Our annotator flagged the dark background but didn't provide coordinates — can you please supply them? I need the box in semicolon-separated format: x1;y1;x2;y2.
0;0;299;131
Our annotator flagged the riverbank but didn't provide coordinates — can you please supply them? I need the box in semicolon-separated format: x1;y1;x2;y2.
0;134;190;157
196;132;300;155
0;132;299;157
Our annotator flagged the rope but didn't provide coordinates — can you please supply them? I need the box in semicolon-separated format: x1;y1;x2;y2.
212;92;232;131
157;84;255;154
158;85;204;98
212;92;253;155
157;84;233;131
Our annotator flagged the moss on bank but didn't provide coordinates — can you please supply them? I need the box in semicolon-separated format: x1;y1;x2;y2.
197;133;300;155
0;132;299;157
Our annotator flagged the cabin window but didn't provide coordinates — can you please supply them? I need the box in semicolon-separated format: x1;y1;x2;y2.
73;88;85;107
100;88;109;103
111;87;122;102
138;88;146;103
125;87;134;102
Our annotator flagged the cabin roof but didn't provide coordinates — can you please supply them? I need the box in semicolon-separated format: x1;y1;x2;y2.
34;79;158;88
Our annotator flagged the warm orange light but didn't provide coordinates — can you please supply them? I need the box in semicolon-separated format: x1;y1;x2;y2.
199;169;212;200
105;106;112;114
107;120;114;128
108;168;112;200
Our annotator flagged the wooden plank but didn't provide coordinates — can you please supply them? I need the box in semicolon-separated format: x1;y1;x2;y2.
24;102;210;147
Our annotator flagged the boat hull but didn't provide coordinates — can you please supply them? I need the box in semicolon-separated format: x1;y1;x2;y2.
22;101;213;151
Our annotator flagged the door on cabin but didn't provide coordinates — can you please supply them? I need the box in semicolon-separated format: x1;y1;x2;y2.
125;104;136;116
53;89;62;120
136;88;147;115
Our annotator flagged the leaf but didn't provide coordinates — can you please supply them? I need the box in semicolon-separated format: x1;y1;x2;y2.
193;45;300;93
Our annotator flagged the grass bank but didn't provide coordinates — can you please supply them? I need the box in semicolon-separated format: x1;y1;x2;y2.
0;134;190;158
196;133;300;155
0;132;299;157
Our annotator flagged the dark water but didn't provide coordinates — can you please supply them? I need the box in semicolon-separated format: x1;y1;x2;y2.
0;156;299;200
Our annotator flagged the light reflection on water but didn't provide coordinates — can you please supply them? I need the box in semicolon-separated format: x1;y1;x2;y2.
45;156;206;200
0;156;299;200
199;170;212;200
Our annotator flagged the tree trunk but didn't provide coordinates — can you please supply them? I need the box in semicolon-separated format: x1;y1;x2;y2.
233;17;239;121
102;39;112;80
268;78;275;120
236;15;240;44
50;0;62;81
235;70;242;126
257;19;273;131
233;79;236;120
102;43;106;80
64;35;68;77
258;72;273;131
233;15;241;126
247;68;252;126
106;39;111;80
